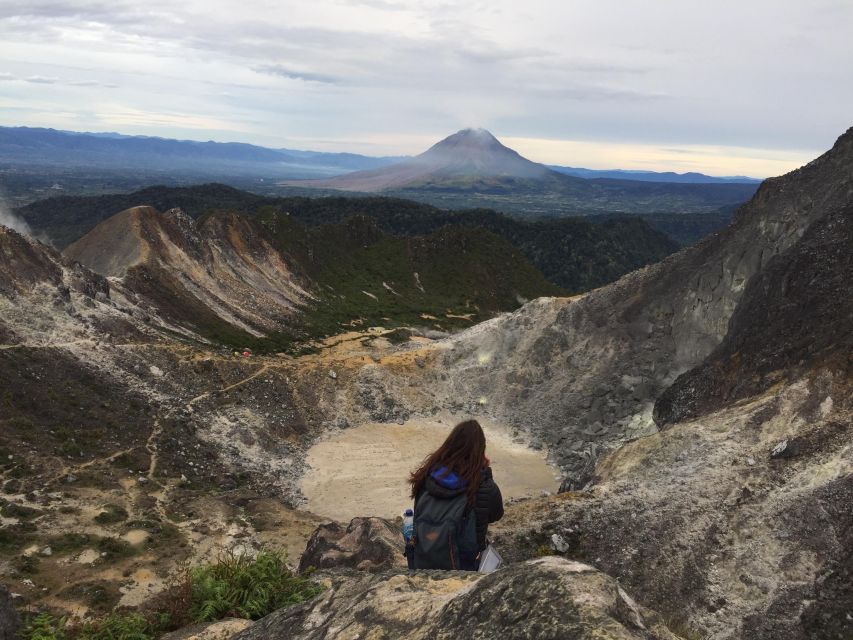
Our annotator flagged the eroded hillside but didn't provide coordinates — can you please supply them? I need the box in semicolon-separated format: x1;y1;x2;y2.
1;128;851;639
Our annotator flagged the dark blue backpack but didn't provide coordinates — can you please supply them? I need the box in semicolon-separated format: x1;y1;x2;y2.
412;490;478;570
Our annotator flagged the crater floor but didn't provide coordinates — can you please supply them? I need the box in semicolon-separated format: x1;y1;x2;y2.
300;416;561;521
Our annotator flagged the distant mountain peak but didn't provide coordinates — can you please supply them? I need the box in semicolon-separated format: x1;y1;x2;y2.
282;128;554;191
422;128;508;156
452;127;499;140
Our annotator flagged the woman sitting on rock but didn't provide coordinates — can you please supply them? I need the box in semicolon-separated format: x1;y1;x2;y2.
408;419;504;570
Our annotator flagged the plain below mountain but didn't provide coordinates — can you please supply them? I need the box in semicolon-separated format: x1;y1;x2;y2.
286;128;759;214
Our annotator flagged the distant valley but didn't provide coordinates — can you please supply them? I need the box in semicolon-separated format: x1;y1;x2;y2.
15;184;677;351
1;126;758;223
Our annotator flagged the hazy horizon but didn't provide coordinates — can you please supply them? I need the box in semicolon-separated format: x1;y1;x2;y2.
2;1;852;177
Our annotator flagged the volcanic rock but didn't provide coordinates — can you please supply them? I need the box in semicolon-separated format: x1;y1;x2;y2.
234;558;683;640
298;517;405;574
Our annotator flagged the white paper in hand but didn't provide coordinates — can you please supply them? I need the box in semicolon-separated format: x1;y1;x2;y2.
477;544;502;573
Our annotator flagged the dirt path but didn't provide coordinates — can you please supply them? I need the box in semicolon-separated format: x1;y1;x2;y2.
186;363;273;408
217;363;271;393
301;417;561;521
0;339;95;350
146;418;163;482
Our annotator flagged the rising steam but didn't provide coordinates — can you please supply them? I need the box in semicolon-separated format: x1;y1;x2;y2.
0;197;31;237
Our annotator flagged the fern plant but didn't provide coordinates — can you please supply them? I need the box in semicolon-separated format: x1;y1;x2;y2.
21;613;68;640
188;549;322;622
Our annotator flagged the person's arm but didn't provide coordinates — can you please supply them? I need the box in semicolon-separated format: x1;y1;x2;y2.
484;468;504;523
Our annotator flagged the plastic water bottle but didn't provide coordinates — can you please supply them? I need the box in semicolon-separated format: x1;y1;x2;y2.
402;509;414;543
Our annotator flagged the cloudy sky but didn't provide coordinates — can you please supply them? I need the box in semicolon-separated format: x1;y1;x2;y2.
1;0;852;176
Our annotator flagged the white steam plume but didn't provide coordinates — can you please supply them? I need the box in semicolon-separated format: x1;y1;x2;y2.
0;197;32;237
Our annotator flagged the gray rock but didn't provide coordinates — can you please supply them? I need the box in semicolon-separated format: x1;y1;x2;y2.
551;533;570;553
298;517;406;574
233;558;681;640
770;439;801;459
0;585;20;640
160;618;252;640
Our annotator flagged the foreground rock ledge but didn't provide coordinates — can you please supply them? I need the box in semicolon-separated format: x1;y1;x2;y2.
233;557;683;640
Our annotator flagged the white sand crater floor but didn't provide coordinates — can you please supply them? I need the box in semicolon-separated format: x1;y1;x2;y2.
300;416;560;521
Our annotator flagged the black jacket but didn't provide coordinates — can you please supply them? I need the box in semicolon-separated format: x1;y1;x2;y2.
421;466;504;550
473;466;504;549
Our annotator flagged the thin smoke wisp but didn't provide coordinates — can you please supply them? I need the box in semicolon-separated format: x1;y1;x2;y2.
0;199;32;237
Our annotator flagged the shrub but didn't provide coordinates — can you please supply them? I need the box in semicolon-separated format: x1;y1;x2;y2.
20;614;67;640
14;553;40;574
94;504;129;525
18;548;322;640
0;501;41;520
0;524;34;554
188;549;322;621
96;537;136;562
19;612;168;640
78;612;168;640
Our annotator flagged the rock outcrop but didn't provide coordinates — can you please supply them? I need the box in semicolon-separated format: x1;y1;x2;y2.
298;517;406;573
160;618;253;640
234;558;683;640
0;585;20;640
654;202;853;424
64;206;311;338
0;225;63;295
490;373;852;639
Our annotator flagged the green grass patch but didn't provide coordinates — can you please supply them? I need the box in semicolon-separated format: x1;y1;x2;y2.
20;611;169;640
0;523;35;554
96;537;136;562
13;554;41;574
20;613;69;640
59;582;121;613
17;548;321;640
94;504;129;525
188;549;322;621
0;500;41;520
47;533;97;555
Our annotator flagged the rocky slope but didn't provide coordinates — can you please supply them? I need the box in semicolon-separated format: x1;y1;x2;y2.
319;126;853;487
234;558;683;640
62;205;564;348
655;201;853;424
482;367;850;638
251;127;852;639
64;206;311;339
0;227;331;616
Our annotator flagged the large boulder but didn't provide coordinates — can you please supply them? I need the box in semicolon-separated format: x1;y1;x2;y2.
234;557;683;640
298;517;406;573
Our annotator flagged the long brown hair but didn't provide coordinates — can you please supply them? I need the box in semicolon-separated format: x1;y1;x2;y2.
409;419;486;504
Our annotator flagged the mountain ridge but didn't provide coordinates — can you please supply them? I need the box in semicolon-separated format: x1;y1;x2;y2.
18;184;679;293
285;128;759;213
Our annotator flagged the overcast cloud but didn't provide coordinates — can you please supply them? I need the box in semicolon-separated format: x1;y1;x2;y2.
1;0;851;176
